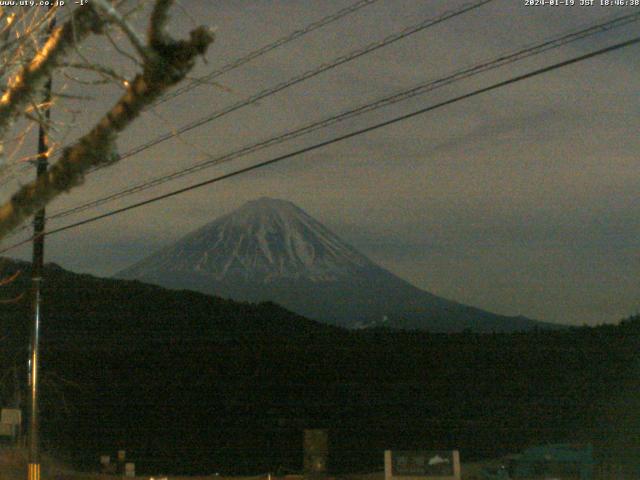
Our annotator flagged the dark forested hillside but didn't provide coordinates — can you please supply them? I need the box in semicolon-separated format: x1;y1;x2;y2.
0;258;637;475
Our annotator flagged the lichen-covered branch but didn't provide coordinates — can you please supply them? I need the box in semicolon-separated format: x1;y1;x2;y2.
0;0;214;240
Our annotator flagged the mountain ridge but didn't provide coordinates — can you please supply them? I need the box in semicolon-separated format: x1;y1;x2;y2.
0;256;633;475
117;197;559;332
121;197;373;283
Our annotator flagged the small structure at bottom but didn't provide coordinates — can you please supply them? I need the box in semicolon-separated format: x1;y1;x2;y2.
124;461;135;477
99;455;116;474
303;429;329;474
385;450;461;480
481;443;594;480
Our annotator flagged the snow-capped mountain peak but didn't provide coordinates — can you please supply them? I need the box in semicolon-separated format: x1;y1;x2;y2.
118;197;550;332
121;197;372;283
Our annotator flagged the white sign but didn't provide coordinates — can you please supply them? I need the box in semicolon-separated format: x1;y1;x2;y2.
385;450;461;480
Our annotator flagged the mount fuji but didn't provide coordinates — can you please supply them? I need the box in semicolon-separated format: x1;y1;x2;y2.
117;197;553;332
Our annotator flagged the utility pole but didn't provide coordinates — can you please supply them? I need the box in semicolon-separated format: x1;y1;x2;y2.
28;7;55;480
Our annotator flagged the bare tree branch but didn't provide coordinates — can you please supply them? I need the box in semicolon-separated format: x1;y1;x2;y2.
0;7;103;154
0;291;24;304
149;0;173;47
0;269;21;286
0;0;214;240
92;0;151;63
104;27;143;67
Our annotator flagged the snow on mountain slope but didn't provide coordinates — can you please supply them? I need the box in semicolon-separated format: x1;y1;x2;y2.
121;197;372;283
118;197;554;332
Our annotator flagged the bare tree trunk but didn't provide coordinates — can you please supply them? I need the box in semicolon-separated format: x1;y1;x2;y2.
0;1;214;240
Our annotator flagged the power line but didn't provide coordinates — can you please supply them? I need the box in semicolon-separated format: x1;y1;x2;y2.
0;6;72;182
152;0;382;107
0;0;381;185
89;0;494;170
2;0;492;185
42;11;640;223
1;34;637;254
0;0;490;222
0;0;492;199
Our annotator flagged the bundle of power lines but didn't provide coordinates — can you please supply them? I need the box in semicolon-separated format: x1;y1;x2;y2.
1;0;639;253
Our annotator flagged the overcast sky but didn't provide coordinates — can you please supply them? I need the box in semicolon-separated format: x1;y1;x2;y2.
2;0;639;326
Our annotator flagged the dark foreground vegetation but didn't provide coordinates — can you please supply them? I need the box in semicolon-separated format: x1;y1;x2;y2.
0;259;637;475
